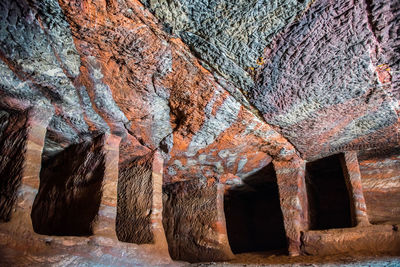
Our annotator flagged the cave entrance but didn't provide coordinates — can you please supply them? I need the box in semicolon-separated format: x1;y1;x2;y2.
306;154;353;230
224;164;287;254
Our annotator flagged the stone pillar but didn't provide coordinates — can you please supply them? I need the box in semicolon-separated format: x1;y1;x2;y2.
340;151;370;226
273;157;309;256
0;108;52;229
162;180;234;262
116;150;169;252
92;134;122;238
151;151;169;250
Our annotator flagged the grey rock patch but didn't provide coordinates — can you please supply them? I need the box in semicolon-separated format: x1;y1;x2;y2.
141;0;311;92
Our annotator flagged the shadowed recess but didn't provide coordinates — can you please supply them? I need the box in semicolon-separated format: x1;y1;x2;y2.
31;135;106;236
306;154;353;230
224;164;287;254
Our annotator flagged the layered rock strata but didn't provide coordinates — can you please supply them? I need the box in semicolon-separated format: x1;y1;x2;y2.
0;0;399;264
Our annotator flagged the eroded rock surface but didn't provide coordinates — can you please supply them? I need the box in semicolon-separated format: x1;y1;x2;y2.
359;148;400;224
249;0;400;160
163;180;234;262
0;110;29;221
140;0;312;92
0;0;399;264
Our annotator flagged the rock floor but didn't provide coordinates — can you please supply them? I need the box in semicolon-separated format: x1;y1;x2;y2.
1;242;400;267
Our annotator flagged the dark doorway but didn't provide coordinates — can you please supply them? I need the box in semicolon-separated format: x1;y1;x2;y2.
31;135;105;236
224;164;287;254
306;154;353;230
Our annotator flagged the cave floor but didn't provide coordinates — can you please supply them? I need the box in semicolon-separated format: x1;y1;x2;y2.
1;220;399;267
1;243;400;267
195;251;400;266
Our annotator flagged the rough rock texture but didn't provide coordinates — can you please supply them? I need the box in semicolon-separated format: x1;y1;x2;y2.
0;0;399;264
140;0;312;92
302;224;400;256
358;148;400;224
273;157;308;256
250;0;400;160
0;110;29;221
91;134;122;238
117;150;167;248
0;0;297;185
163;180;234;262
0;226;176;266
340;151;370;226
31;134;106;236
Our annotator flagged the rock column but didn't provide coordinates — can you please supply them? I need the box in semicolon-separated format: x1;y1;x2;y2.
162;180;234;262
0;108;52;229
151;151;169;250
340;151;370;226
91;134;122;238
273;157;309;256
116;150;168;251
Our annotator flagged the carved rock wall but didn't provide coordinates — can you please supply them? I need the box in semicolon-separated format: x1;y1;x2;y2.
163;180;234;262
0;110;29;221
0;0;399;264
249;0;399;160
358;148;400;224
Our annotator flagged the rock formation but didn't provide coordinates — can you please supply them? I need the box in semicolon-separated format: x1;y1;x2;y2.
0;0;399;265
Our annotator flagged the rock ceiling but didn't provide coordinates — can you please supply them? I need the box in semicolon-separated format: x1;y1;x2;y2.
0;0;399;184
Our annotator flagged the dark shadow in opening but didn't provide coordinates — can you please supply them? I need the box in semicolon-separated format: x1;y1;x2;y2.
31;135;105;236
224;164;287;254
306;154;352;230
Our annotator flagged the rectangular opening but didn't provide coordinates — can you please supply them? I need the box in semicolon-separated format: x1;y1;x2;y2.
306;154;353;230
31;135;105;236
224;164;287;254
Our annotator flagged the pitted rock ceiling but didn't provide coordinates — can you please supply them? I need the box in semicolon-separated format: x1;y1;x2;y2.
0;0;399;185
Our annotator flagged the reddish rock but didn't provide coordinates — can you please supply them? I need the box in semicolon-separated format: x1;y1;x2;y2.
117;150;167;249
273;157;309;256
92;134;121;238
162;180;234;262
340;151;370;226
0;0;399;264
251;0;400;160
55;0;298;187
302;224;400;256
358;148;400;224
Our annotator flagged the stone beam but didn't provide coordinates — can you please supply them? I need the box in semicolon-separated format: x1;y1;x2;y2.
340;151;370;226
302;224;400;255
273;157;309;256
162;180;234;262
